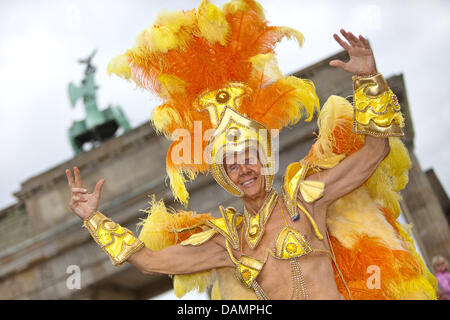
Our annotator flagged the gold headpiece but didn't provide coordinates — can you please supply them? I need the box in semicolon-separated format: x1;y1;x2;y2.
108;0;319;206
196;82;275;196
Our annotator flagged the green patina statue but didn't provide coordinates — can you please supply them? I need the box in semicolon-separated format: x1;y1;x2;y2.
68;50;131;154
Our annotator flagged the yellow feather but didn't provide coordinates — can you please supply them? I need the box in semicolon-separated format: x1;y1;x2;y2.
173;271;214;298
392;276;437;299
275;26;305;47
365;137;412;217
157;74;186;100
223;0;265;21
214;267;258;299
136;10;196;53
137;195;175;250
211;279;222;300
167;167;190;207
279;76;320;123
107;54;131;80
396;219;438;297
308;95;412;217
197;0;230;45
136;196;216;299
249;53;283;84
222;0;247;15
327;187;405;250
309;95;435;299
150;104;183;138
313;95;354;162
154;9;196;30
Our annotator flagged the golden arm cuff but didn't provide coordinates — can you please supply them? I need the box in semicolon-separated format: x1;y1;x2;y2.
352;73;404;137
83;212;145;266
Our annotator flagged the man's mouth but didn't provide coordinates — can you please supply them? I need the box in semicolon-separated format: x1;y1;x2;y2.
240;177;257;188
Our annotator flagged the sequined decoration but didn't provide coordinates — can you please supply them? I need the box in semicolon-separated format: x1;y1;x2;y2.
290;258;309;300
251;281;269;300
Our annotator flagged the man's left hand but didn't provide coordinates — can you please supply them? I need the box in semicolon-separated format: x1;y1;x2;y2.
329;29;378;77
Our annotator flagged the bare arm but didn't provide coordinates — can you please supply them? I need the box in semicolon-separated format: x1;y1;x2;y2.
65;167;233;275
305;30;390;206
128;234;233;275
308;135;389;206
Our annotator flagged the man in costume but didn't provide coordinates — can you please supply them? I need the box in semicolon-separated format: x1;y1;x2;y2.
66;0;437;299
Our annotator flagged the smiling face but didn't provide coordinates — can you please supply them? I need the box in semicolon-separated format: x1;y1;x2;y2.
223;148;266;199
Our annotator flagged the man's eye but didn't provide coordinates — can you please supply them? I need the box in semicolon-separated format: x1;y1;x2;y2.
230;164;238;171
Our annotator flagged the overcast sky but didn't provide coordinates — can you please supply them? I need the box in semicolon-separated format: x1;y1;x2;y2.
0;0;448;300
1;0;449;205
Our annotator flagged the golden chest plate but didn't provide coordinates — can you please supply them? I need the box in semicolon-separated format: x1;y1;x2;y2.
274;226;312;260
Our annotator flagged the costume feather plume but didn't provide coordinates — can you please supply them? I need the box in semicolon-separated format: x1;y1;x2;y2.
108;0;319;206
137;196;215;297
304;95;437;300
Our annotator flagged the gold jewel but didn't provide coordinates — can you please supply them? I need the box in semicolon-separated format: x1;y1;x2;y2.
235;255;266;288
241;269;251;281
352;73;404;137
243;189;278;249
216;90;231;104
286;242;297;253
83;212;145;266
248;225;259;238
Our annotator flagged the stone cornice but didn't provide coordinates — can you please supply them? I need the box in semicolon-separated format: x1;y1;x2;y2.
13;123;157;201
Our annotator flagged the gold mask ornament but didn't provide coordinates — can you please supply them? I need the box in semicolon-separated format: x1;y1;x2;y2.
196;82;277;197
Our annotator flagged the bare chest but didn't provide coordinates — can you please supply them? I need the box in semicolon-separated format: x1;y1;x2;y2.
232;205;342;299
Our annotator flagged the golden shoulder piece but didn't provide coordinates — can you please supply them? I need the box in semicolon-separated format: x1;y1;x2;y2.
83;212;144;266
352;73;404;137
179;228;217;246
282;162;325;240
205;206;243;250
282;162;324;221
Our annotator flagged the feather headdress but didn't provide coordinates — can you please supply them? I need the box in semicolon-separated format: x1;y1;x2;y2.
108;0;319;206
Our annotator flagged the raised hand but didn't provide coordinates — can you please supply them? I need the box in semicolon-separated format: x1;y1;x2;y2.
329;29;378;77
65;166;105;220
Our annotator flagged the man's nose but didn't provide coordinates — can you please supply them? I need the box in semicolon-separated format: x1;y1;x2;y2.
239;164;252;176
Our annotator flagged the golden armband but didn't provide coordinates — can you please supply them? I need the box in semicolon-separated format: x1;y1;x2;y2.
352;73;404;137
83;212;145;266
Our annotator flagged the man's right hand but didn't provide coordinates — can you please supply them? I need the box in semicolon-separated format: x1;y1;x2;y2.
65;166;105;220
